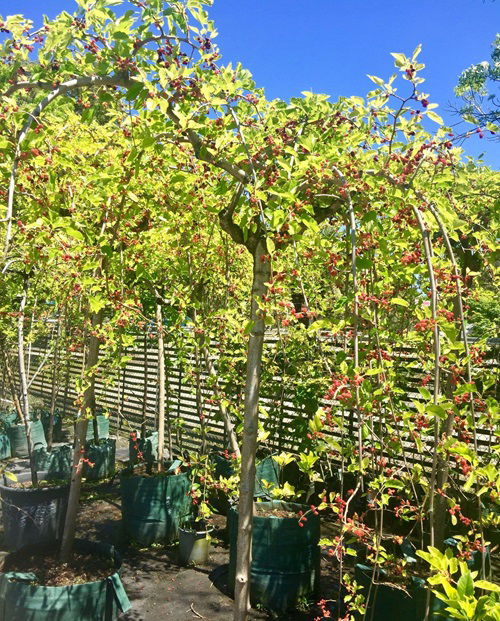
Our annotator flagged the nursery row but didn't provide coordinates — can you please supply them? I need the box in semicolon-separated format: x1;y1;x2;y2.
0;0;498;619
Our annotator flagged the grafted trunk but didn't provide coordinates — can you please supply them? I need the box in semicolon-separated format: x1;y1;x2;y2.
233;239;270;621
59;309;103;562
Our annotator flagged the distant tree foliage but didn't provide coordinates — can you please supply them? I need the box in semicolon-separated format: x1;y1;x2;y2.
468;293;500;339
455;34;500;133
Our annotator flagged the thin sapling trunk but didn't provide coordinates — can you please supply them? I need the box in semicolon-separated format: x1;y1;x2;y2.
17;279;38;486
233;239;271;621
59;309;103;562
47;317;62;451
156;301;167;471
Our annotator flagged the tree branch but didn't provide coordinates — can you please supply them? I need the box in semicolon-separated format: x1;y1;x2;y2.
2;73;134;262
218;183;246;246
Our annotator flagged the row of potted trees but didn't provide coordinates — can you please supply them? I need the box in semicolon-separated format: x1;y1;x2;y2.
0;0;497;619
4;410;496;619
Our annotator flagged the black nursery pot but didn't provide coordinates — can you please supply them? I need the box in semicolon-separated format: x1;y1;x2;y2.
0;471;70;552
0;539;131;621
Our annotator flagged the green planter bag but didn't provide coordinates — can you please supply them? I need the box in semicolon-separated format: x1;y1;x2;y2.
254;455;280;497
210;452;281;514
128;431;159;465
36;409;63;443
85;416;110;442
0;540;131;621
0;411;18;428
354;564;450;621
120;461;191;545
83;439;116;481
33;444;72;480
0;435;11;460
6;421;46;459
211;452;280;496
228;500;320;611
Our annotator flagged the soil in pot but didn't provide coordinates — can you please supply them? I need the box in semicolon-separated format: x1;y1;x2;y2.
0;539;131;621
120;460;191;545
0;471;69;551
254;504;298;518
228;500;320;612
3;544;114;586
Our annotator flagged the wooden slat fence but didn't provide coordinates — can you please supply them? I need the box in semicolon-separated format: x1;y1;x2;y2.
1;327;498;470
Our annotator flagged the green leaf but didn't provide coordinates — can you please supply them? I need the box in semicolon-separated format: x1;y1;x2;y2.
391;52;407;67
365;367;384;376
125;82;144;101
412;44;422;60
426;403;448;419
127;191;140;202
266;238;275;255
391;297;409;307
463;471;475;492
4;471;17;481
243;320;254;335
385;478;404;490
454;383;475;396
418;387;431;400
89;295;106;314
456;571;474;598
65;227;84;241
427;110;444;125
475;580;500;592
356;256;372;270
367;75;385;86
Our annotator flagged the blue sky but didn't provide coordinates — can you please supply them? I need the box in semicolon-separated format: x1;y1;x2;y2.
3;0;499;167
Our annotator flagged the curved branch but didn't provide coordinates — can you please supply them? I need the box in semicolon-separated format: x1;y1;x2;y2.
165;104;248;184
219;183;245;246
331;165;363;482
2;73;134;261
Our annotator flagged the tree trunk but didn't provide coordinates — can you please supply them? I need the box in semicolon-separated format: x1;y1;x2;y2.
17;280;38;486
156;302;166;471
47;317;62;451
202;346;240;457
1;349;24;422
141;334;148;438
233;240;270;621
59;309;103;562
